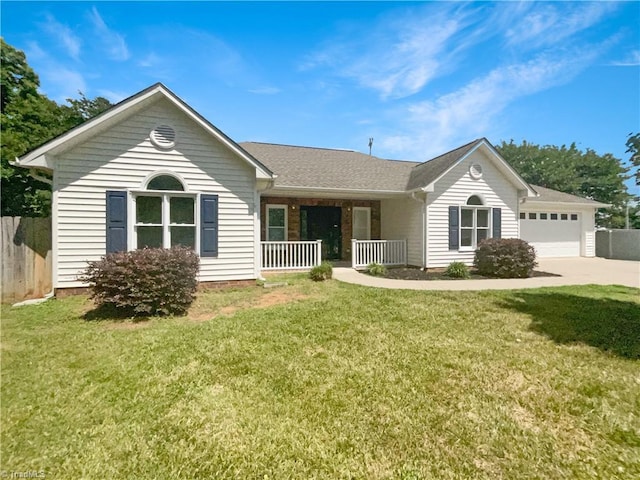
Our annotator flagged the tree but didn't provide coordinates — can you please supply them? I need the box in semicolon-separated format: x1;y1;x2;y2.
626;132;639;186
1;38;39;112
1;39;112;217
497;140;632;229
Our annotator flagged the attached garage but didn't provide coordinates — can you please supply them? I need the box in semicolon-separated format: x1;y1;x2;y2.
519;185;608;258
520;211;581;257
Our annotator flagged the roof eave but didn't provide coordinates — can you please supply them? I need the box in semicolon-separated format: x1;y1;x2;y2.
268;184;408;197
12;154;53;171
522;199;611;208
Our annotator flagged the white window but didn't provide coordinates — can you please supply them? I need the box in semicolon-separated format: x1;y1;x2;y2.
134;174;196;250
352;207;371;240
460;195;490;249
266;205;287;241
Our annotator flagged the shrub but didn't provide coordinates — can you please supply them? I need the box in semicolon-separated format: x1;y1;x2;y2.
445;261;470;279
366;262;387;276
473;238;537;278
309;262;333;281
81;246;200;316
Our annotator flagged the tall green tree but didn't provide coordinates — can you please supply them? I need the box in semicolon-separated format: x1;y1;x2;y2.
626;132;639;186
497;140;632;228
1;39;112;217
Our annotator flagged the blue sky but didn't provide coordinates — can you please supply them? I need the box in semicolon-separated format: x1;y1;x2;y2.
2;1;639;195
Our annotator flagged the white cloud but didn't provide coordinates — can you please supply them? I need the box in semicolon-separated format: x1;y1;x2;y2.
610;50;640;66
301;3;476;99
97;89;127;103
88;6;130;61
47;67;87;99
137;52;162;68
378;49;602;160
248;86;281;95
24;41;87;102
41;14;81;60
503;2;618;49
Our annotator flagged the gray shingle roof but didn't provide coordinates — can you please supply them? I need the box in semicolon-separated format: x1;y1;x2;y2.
240;142;418;192
241;140;607;207
528;185;609;206
406;139;483;191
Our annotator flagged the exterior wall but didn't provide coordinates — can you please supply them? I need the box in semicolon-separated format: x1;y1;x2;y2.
582;208;596;257
53;97;258;288
426;149;520;268
381;197;424;267
596;229;640;261
260;196;380;261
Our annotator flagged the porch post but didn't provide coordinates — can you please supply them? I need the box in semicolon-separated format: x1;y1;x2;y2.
316;240;322;266
351;238;357;269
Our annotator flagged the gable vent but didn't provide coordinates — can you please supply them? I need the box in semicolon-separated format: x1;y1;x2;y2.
150;125;176;149
469;163;483;179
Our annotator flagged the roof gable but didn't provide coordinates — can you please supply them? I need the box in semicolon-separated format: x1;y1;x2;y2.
15;83;273;180
406;138;536;196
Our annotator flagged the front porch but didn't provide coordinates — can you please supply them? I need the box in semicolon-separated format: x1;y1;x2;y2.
260;239;407;271
259;195;407;271
261;196;382;262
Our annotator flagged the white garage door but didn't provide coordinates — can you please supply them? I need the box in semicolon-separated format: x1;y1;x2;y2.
520;212;581;257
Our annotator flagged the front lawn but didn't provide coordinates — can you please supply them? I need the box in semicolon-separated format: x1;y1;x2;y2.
2;278;639;479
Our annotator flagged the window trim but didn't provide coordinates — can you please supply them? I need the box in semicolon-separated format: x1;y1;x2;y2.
132;190;198;251
460;206;491;251
352;206;371;240
266;204;288;241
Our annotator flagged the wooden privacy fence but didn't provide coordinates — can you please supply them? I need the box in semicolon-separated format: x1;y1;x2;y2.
1;217;52;303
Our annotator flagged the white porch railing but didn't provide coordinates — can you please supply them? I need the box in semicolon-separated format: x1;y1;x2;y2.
351;239;407;269
261;240;323;270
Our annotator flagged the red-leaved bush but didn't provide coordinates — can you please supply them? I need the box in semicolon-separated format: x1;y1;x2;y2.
473;238;537;278
81;247;199;316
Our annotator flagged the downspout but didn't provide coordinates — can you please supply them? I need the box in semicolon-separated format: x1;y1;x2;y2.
410;192;427;270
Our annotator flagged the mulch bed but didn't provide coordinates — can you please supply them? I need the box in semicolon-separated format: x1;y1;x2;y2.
378;267;560;281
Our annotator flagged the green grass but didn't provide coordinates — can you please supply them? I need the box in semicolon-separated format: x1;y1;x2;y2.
2;277;639;479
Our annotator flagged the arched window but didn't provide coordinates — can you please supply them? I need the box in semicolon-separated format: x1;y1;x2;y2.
460;195;490;248
467;195;483;205
147;174;185;191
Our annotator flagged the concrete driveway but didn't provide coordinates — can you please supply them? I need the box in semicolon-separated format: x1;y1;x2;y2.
333;257;640;291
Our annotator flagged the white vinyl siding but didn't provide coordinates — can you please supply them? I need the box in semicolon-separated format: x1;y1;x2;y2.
53;97;258;287
381;197;424;268
426;149;519;267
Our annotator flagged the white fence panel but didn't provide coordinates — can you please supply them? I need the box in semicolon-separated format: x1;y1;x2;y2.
261;240;323;270
351;239;407;269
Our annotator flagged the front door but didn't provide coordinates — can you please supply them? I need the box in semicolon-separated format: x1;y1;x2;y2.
300;206;342;260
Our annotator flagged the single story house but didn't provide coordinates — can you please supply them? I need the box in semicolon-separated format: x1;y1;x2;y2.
14;83;608;294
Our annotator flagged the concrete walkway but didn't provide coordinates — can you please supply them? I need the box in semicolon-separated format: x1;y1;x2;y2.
333;257;640;291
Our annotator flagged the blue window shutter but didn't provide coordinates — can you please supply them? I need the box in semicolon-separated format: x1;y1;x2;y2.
200;194;218;257
492;208;502;239
448;206;459;250
106;190;127;253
